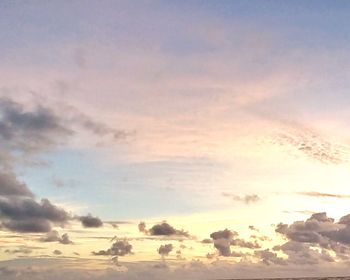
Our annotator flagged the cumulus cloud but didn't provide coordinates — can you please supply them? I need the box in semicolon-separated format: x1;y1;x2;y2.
273;241;335;265
79;214;103;228
0;197;70;233
275;212;350;261
92;239;132;264
209;228;260;257
148;222;189;237
158;244;173;257
138;221;147;233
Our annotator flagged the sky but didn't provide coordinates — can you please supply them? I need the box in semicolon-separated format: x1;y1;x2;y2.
1;1;350;279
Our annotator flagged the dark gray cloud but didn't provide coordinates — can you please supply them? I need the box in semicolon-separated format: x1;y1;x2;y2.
210;229;235;257
0;98;113;234
79;214;103;228
0;172;33;197
0;98;72;233
0;197;70;233
222;193;260;204
210;229;237;240
148;222;189;237
0;97;72;162
0;179;71;233
158;244;173;257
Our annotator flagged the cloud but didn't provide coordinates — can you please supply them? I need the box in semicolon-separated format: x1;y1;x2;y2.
0;197;70;233
231;238;260;249
0;172;33;197
0;97;72;164
0;98;79;233
158;244;173;257
273;123;349;165
138;221;147;233
273;241;335;265
297;191;350;199
222;193;260;204
201;238;213;244
209;228;260;257
4;247;33;255
254;249;286;266
40;230;73;244
275;212;350;261
92;239;133;264
148;222;189;237
248;225;259;232
68;109;131;141
79;214;103;228
53;250;62;255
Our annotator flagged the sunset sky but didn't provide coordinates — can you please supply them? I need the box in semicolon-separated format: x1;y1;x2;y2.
2;1;350;279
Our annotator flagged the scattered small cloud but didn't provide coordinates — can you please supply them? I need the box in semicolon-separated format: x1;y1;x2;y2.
158;244;173;258
79;214;103;228
222;193;261;204
53;250;62;255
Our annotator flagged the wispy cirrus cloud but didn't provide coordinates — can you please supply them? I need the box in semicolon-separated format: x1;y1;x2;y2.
297;191;350;199
271;121;350;165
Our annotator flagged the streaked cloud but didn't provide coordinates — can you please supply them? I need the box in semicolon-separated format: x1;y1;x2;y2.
297;191;350;199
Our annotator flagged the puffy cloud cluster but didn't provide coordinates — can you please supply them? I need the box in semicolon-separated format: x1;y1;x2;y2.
275;212;350;262
209;229;260;257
